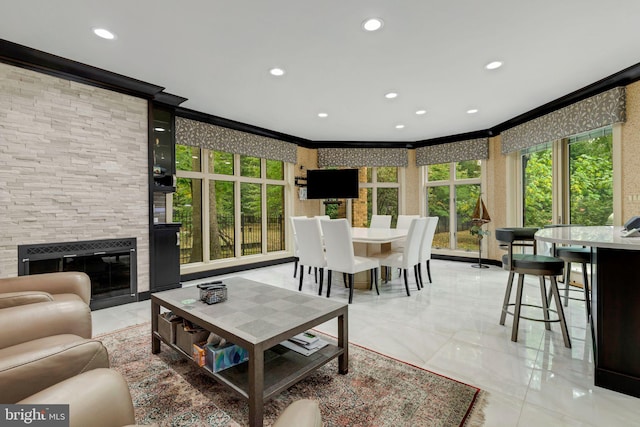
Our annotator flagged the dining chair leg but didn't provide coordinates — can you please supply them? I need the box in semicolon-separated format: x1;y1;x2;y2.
369;270;373;290
414;265;421;290
348;274;355;304
373;268;379;295
343;272;348;288
539;276;551;331
417;264;423;288
298;265;304;291
500;272;515;325
511;274;525;342
426;260;432;283
318;268;324;296
314;267;318;283
326;270;332;298
403;269;411;296
293;258;298;278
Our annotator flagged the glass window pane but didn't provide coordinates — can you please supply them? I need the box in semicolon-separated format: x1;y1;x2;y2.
522;145;552;227
365;167;372;183
266;159;284;180
569;131;613;226
455;184;480;251
377;167;398;183
427;186;450;249
241;182;262;255
427;163;449;181
266;185;284;252
173;177;202;264
377;188;398;227
240;155;261;178
175;145;201;172
455;160;481;180
209;151;234;175
210;180;234;260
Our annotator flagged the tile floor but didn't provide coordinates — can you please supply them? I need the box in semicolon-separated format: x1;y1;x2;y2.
92;259;640;426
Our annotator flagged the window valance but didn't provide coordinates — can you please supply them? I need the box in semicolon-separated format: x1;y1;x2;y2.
175;117;297;163
501;87;626;154
318;148;408;167
416;138;489;166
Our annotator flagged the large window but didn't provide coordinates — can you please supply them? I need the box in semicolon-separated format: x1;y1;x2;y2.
351;167;400;227
173;145;287;265
520;126;612;227
425;160;482;251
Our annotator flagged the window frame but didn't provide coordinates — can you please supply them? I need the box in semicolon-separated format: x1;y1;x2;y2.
170;146;290;273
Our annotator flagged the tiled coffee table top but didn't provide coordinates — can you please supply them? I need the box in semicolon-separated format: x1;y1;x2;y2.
152;277;346;344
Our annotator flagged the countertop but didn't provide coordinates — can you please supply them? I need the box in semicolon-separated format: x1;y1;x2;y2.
535;225;640;250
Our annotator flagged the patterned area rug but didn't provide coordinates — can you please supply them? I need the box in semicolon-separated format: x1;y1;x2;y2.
98;323;487;427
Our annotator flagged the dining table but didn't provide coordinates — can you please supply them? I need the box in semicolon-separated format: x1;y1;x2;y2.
535;225;640;398
349;227;408;288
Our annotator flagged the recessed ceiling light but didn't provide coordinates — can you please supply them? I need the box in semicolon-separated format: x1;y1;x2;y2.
395;124;405;129
269;68;285;76
385;92;398;99
415;110;427;115
467;108;479;114
485;61;503;70
362;18;384;32
317;113;328;118
92;28;116;40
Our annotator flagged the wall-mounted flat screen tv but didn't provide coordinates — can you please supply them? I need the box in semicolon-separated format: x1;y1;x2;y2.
306;168;360;199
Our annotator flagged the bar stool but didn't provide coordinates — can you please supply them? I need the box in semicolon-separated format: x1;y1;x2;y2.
496;227;572;348
543;225;592;324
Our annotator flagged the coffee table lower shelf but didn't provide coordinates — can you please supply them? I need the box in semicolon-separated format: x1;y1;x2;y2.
153;331;343;401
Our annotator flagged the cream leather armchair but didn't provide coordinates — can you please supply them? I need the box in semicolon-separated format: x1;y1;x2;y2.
0;271;91;306
19;368;321;427
0;298;108;403
19;368;155;427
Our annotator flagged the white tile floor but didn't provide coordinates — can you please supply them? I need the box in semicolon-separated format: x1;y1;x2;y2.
92;259;640;426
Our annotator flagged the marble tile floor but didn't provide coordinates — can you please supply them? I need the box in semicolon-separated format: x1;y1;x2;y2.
92;259;640;426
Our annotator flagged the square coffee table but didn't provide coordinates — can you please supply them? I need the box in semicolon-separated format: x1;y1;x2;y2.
151;277;348;427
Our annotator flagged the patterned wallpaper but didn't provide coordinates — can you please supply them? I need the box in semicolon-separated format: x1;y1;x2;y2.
318;148;408;167
415;138;489;166
175;117;297;163
501;87;626;154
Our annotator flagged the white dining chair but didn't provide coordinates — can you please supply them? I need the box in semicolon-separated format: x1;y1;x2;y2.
369;214;391;229
289;215;308;278
292;217;327;295
418;216;439;285
320;219;380;304
391;214;420;252
373;217;427;296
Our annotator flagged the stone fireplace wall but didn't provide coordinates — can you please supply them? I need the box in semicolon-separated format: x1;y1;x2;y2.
0;62;150;292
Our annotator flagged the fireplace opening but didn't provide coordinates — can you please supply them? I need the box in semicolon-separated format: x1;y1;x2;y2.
18;238;137;310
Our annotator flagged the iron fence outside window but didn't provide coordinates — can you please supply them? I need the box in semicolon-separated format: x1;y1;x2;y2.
174;211;285;264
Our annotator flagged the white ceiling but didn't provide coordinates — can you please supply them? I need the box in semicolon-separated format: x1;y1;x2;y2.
2;0;640;143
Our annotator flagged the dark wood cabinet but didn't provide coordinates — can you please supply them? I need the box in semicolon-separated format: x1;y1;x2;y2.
152;223;181;292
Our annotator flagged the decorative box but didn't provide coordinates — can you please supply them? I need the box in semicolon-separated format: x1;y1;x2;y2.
205;342;249;372
192;343;206;367
158;312;182;344
176;325;209;355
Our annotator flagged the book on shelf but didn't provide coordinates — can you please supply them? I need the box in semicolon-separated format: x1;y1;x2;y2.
280;334;328;356
289;331;320;347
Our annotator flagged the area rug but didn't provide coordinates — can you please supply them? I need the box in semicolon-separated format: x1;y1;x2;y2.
98;323;487;427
